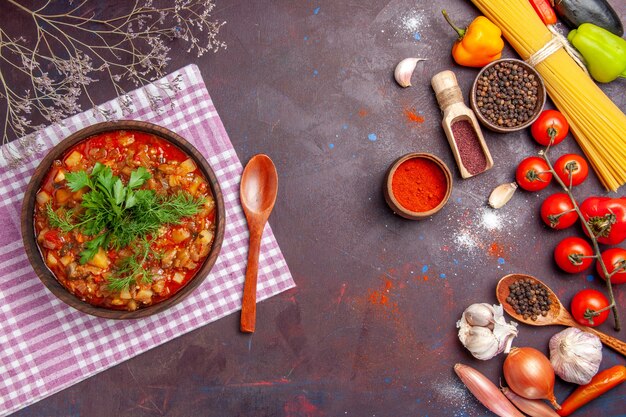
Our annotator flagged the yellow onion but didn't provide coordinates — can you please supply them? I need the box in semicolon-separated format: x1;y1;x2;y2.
503;347;561;410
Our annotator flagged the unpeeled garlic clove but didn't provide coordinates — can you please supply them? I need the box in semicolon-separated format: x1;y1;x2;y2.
488;182;517;209
394;58;427;88
463;303;495;327
464;326;500;360
493;321;519;353
491;304;518;353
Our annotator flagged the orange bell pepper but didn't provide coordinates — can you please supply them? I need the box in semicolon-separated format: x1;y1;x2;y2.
442;10;504;68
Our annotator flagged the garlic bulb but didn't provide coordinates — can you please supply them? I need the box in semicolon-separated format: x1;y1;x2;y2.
394;58;427;87
457;303;518;360
549;327;602;385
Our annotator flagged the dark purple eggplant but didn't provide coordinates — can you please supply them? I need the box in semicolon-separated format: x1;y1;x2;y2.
553;0;623;36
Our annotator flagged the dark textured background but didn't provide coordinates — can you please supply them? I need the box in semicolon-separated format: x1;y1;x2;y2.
4;1;626;416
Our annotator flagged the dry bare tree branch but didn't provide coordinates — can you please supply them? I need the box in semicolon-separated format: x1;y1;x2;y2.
0;0;226;166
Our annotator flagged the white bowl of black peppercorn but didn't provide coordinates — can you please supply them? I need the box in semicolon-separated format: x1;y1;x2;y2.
470;59;546;133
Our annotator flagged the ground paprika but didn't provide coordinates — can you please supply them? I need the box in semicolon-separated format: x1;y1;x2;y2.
391;157;448;212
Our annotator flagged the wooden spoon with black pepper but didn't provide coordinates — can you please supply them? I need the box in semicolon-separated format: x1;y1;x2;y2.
497;274;626;357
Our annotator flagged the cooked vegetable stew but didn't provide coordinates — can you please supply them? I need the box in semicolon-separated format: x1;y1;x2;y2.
34;130;216;311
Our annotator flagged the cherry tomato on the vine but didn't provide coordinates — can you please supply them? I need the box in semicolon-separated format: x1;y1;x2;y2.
570;289;610;327
554;237;594;273
540;193;577;229
597;248;626;285
516;156;552;191
530;109;569;146
554;154;589;187
579;196;626;245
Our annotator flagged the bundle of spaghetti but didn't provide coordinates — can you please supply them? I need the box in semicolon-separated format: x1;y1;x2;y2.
470;0;626;191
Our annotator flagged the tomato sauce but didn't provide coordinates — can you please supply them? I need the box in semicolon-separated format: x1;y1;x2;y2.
34;130;216;311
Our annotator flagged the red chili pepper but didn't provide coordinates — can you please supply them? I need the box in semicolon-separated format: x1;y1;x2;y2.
557;365;626;416
529;0;557;25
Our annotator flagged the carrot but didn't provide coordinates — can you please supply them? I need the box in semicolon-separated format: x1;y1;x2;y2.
557;365;626;416
528;0;557;25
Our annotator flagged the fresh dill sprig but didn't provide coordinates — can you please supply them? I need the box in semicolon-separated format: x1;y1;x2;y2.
46;163;204;267
107;239;154;291
105;191;205;250
46;204;78;233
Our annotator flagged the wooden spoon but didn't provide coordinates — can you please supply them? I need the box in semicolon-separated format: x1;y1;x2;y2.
239;154;278;333
497;274;626;357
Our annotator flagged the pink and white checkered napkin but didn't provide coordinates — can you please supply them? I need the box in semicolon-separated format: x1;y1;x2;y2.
0;64;295;416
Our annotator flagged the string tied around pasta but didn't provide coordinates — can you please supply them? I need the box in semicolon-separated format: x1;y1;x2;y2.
526;25;589;76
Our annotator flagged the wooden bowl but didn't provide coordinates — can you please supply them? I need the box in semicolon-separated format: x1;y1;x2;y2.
384;153;452;220
21;120;226;319
470;58;546;133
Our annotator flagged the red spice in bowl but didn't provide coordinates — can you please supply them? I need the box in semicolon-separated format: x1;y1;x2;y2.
384;153;452;220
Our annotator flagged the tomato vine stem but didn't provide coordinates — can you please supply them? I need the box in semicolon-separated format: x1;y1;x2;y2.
540;147;621;331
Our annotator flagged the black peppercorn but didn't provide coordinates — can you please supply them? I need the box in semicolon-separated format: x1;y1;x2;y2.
474;61;540;128
506;279;552;321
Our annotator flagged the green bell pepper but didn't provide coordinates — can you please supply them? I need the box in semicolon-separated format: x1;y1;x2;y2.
568;23;626;83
